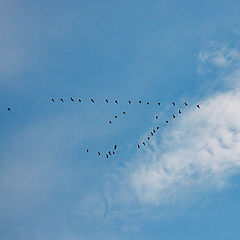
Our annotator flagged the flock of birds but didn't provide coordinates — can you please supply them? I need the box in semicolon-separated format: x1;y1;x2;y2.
6;98;201;159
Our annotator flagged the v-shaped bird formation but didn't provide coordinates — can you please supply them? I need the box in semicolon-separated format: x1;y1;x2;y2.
5;98;201;159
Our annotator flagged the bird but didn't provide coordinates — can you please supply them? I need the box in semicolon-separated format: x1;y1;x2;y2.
156;116;159;119
151;132;153;136
172;102;176;106
86;149;89;153
108;151;112;156
173;114;176;118
91;98;95;103
147;137;150;140
158;102;161;106
113;151;115;155
166;120;169;123
105;99;109;103
115;100;118;104
179;110;181;114
139;100;142;104
98;152;101;156
114;115;118;118
114;145;117;150
60;98;64;102
78;99;82;103
156;126;159;130
153;129;156;133
7;107;11;111
184;102;188;106
143;142;146;146
109;121;112;124
128;100;131;104
138;144;140;148
70;97;74;102
122;111;126;115
106;154;109;159
147;102;150;105
197;104;200;108
51;98;55;102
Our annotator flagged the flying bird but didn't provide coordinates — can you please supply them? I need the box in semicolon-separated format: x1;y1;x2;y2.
114;115;118;118
151;132;153;136
184;102;188;106
158;102;160;106
70;97;74;102
115;100;118;104
51;98;55;102
114;145;117;150
179;110;181;114
139;100;142;104
98;152;101;156
108;151;112;156
122;111;126;115
166;120;169;123
128;100;131;104
156;126;159;130
113;151;115;155
172;102;176;106
153;129;156;133
105;99;109;103
78;99;82;102
147;137;150;140
86;149;89;153
156;116;159;119
173;114;176;118
197;104;200;108
91;98;95;103
109;121;112;124
138;144;140;148
60;98;64;102
146;102;150;105
7;107;11;111
106;154;109;159
143;142;146;146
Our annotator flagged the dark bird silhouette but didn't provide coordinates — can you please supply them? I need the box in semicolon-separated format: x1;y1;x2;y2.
106;154;109;159
172;102;176;106
128;100;131;104
156;116;159;119
60;98;64;102
109;121;112;124
51;98;55;102
153;129;156;133
114;145;117;150
105;99;109;103
184;102;188;106
115;100;118;104
143;142;146;146
139;100;142;104
78;99;82;102
7;107;11;111
70;97;74;102
156;126;159;130
179;110;181;114
98;152;101;156
86;149;89;153
151;132;153;136
147;102;150;105
166;120;169;123
197;104;200;109
108;151;112;156
114;115;118;118
147;137;150;140
158;102;161;106
138;144;140;148
113;151;115;155
173;114;176;118
122;111;126;115
91;98;95;103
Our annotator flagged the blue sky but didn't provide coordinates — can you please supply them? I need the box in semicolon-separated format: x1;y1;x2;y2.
1;0;240;239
